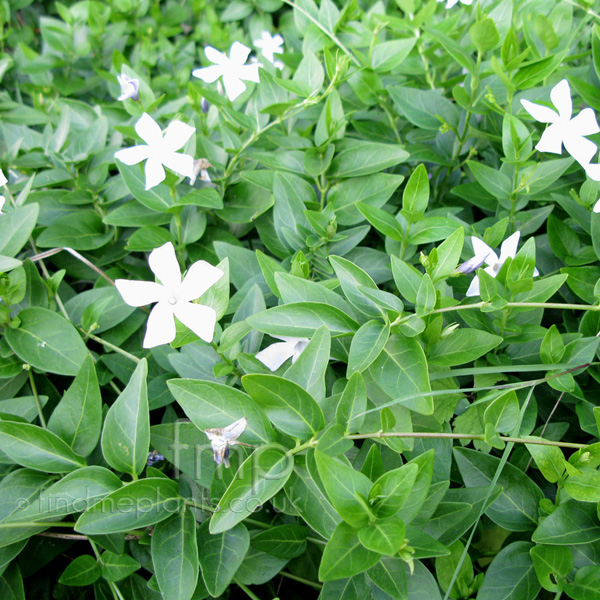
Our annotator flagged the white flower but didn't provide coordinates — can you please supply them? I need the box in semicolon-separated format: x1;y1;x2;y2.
117;73;140;101
593;199;600;213
204;417;247;468
0;196;4;215
189;158;212;185
114;113;195;190
520;79;600;168
115;242;224;348
192;42;261;102
253;31;284;69
0;169;7;187
256;336;309;371
437;0;473;8
465;232;539;297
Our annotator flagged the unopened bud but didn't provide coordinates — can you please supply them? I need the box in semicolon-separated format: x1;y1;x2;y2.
201;97;210;113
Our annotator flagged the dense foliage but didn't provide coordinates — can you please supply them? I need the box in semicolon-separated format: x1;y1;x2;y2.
1;0;600;599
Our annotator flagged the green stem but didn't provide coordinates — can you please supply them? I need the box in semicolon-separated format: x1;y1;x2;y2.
28;369;46;428
279;571;323;590
90;539;125;600
280;0;361;66
84;332;141;363
0;521;76;528
184;499;215;513
235;580;262;600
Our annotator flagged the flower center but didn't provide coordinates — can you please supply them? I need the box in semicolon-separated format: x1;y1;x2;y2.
168;296;178;305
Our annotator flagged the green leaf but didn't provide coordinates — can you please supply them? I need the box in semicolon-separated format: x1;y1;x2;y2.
391;256;422;304
368;556;408;599
167;379;276;445
435;540;474;599
152;508;198;600
0;204;39;258
356;203;404;243
315;451;373;528
564;565;600;600
469;18;500;53
8;466;121;522
247;302;359;337
564;467;600;503
329;139;409;178
370;463;419;519
454;447;543;531
317;423;354;456
371;38;417;72
59;555;100;587
330;255;382;316
0;421;86;473
252;524;308;559
369;335;433;415
389;86;458;130
101;359;149;477
292;50;324;94
347;320;390;375
431;227;464;281
415;274;436;316
75;478;181;535
47;355;101;457
477;541;540;600
525;439;565;484
210;446;293;534
540;325;565;364
37;211;112;250
484;390;520;435
428;329;503;367
403;164;430;216
117;161;173;212
319;521;381;582
533;501;600;545
467;161;512;200
336;372;367;433
5;307;88;376
100;551;141;582
530;545;573;592
284;325;330;402
242;374;325;439
358;516;406;555
284;459;341;538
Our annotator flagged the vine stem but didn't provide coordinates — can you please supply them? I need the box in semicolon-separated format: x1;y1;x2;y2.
235;580;262;600
27;368;46;428
390;300;600;327
279;571;323;590
83;332;141;363
90;538;126;600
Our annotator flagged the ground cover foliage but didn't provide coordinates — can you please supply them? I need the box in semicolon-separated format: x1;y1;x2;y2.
2;0;600;598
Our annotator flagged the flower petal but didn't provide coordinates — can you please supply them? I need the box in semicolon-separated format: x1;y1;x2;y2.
114;145;150;165
465;275;480;297
520;99;558;124
570;108;600;138
229;41;252;66
115;279;165;307
192;65;223;83
135;113;163;147
222;73;247;101
471;237;497;265
163;120;195;152
499;231;521;263
550;79;572;120
205;46;227;65
179;260;224;301
563;134;598;167
173;302;217;343
161;151;195;178
0;196;4;214
222;417;247;441
144;157;166;190
143;303;176;348
535;124;564;155
238;64;261;84
148;242;181;291
0;169;7;187
255;341;296;371
594;199;600;213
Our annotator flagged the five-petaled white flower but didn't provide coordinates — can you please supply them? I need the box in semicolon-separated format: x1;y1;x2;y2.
204;417;248;468
253;31;284;69
256;336;309;371
192;42;261;102
465;232;539;297
520;79;600;168
117;73;140;101
437;0;473;8
114;113;195;190
115;242;224;348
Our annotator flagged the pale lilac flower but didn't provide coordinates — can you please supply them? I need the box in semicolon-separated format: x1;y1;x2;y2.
437;0;473;8
192;42;261;102
204;417;247;468
253;31;284;69
520;79;600;168
465;232;539;297
256;336;309;371
115;242;224;348
117;73;140;101
114;113;195;190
